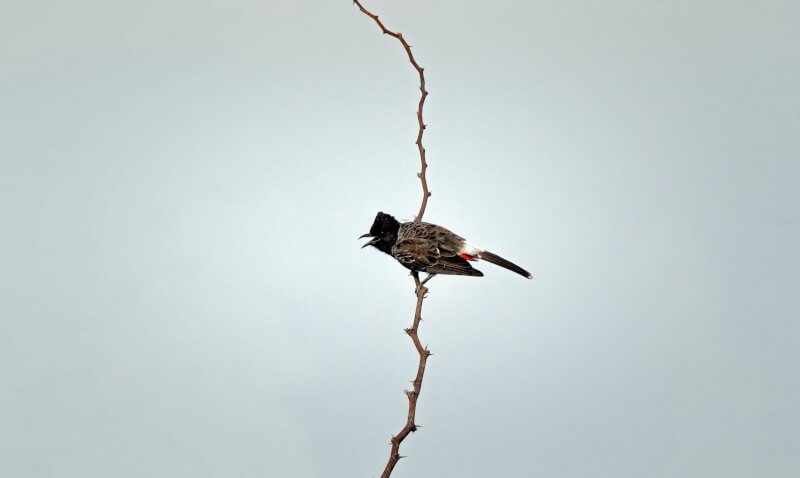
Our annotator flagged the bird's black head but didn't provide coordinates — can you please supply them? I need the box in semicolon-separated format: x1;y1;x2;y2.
359;211;400;255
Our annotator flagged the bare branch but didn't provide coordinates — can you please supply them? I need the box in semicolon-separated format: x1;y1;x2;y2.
352;4;434;476
380;271;430;478
352;0;430;223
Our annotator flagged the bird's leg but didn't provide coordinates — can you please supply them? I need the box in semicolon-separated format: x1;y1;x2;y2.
412;272;436;296
413;273;435;297
420;273;436;287
412;271;425;296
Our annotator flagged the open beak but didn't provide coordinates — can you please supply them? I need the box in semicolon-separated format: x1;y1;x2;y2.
359;233;378;249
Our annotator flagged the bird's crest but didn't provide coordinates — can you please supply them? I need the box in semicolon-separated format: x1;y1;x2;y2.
368;211;400;237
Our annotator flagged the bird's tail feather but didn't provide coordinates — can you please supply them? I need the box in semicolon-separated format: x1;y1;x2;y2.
480;250;532;279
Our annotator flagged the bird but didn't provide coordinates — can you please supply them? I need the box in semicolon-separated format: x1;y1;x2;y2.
359;211;532;287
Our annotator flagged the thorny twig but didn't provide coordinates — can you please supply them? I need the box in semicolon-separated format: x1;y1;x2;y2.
352;0;430;223
352;1;432;477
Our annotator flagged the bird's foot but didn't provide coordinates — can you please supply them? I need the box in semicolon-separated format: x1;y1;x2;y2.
411;272;431;297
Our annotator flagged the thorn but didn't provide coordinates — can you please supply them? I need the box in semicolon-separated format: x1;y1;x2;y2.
398;455;406;460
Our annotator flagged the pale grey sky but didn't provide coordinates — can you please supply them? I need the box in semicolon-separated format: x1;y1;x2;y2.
1;1;798;477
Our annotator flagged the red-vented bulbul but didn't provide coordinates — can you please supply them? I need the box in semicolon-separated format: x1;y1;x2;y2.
359;212;532;285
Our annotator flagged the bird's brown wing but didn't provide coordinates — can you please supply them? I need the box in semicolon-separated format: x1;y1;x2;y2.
399;222;465;244
392;237;483;276
426;255;483;276
392;237;438;269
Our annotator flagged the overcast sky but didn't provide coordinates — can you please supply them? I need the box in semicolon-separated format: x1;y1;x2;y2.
1;1;798;477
